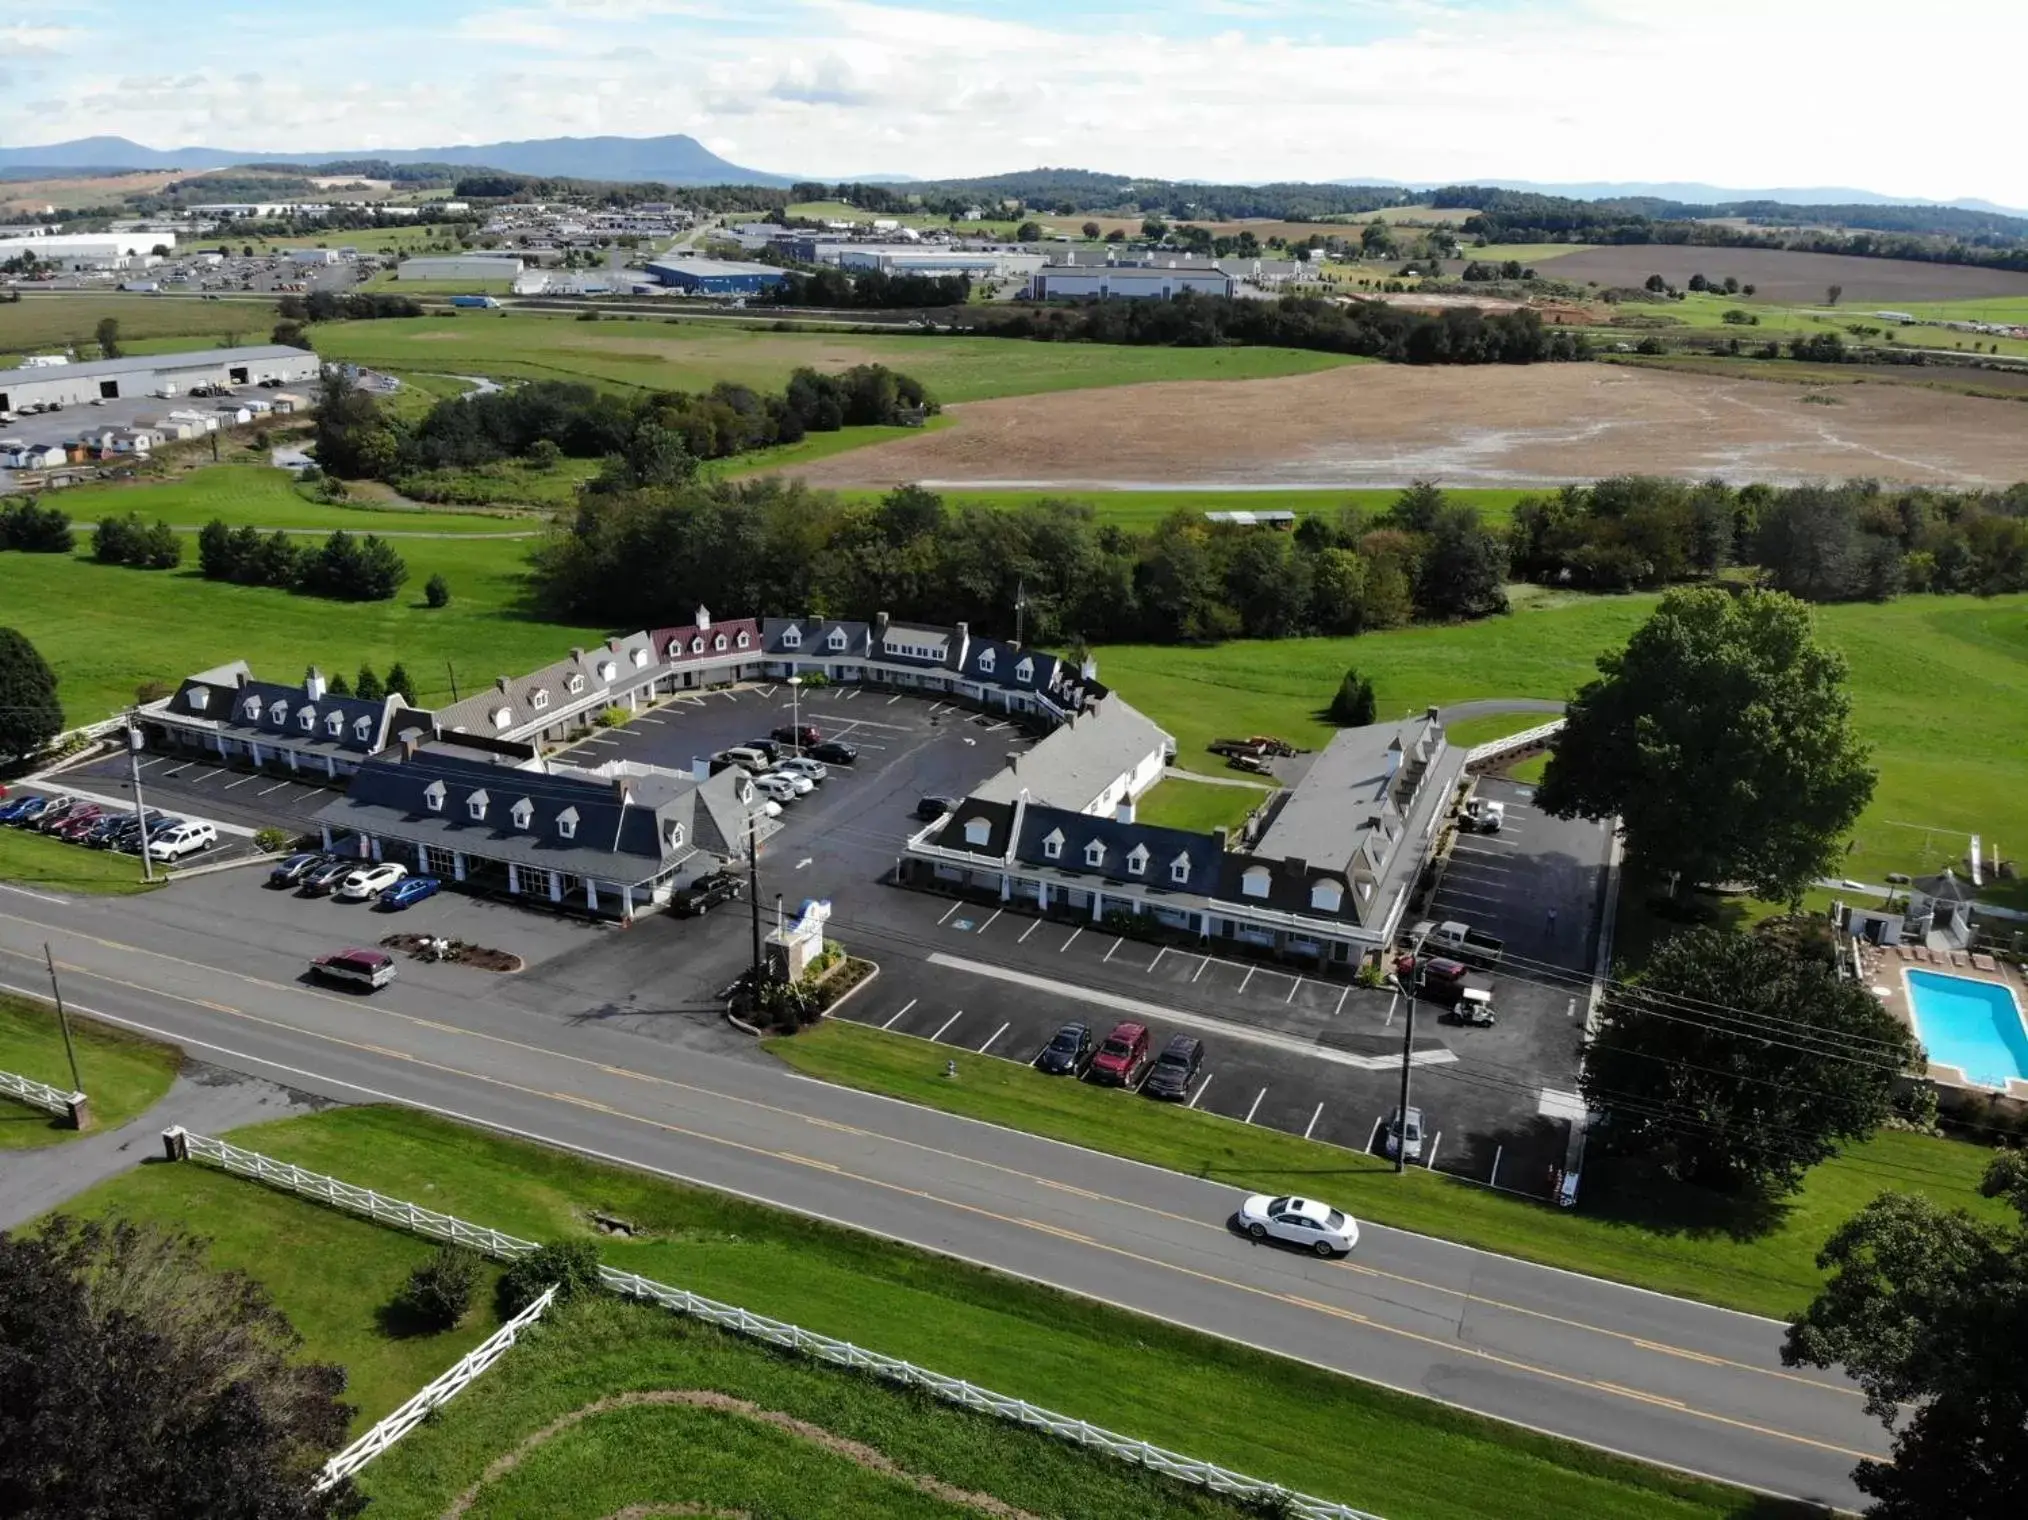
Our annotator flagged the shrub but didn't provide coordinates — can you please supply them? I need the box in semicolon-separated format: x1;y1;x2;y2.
593;706;630;729
134;680;173;704
0;497;75;553
424;572;450;609
398;1246;480;1332
498;1238;604;1316
1328;667;1376;726
253;826;294;854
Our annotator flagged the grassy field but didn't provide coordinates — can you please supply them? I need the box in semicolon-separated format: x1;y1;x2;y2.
55;464;534;531
1100;591;2028;900
50;1103;1788;1520
0;294;281;357
1464;243;1593;265
833;485;1534;531
308;313;1363;403
0;826;160;897
1133;776;1272;833
0;996;180;1147
1441;713;1557;751
772;1020;2013;1320
1637;292;2028;361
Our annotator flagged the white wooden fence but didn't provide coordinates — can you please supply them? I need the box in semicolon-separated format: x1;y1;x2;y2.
313;1287;556;1492
1;1067;83;1118
168;1127;1386;1520
1463;719;1563;767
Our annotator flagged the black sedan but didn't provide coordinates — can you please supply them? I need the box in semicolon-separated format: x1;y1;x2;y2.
1035;1021;1094;1077
809;740;858;765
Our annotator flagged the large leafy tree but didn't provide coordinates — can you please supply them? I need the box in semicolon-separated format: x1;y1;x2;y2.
1785;1150;2028;1518
0;626;62;761
0;1215;362;1517
1537;587;1875;901
1582;927;1915;1194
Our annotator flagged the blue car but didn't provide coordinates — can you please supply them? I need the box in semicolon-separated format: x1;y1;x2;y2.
377;875;442;910
0;795;42;823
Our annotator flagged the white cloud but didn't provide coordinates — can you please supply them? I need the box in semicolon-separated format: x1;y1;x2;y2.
0;23;81;55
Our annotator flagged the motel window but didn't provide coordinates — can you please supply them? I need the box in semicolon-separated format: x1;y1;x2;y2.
631;647;648;668
467;790;490;822
1015;657;1033;683
298;707;316;731
557;808;579;839
715;634;727;651
510;799;533;830
978;649;996;674
599;661;616;682
1043;830;1063;861
354;716;372;741
566;674;584;695
1311;879;1344;913
269;702;288;725
326;712;344;737
491;707;511;730
1169;855;1191;885
736;631;750;649
1084;840;1106;868
667;820;686;849
782;627;802;649
690;636;704;654
188;688;209;712
1126;846;1148;877
827;630;846;650
244;697;262;720
1241;866;1271;899
532;690;549;711
423;781;446;812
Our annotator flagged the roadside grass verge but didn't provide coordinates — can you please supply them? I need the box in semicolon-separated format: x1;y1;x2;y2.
58;1103;1799;1520
1133;776;1272;834
769;1018;2012;1321
0;826;159;897
0;994;180;1147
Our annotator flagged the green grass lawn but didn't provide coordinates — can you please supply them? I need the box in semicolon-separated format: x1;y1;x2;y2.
49;1104;1786;1520
0;826;160;897
309;313;1363;404
0;995;180;1147
833;486;1532;532
0;294;281;358
1100;591;2028;904
1133;776;1272;833
1440;713;1558;751
55;464;530;532
771;1020;2012;1321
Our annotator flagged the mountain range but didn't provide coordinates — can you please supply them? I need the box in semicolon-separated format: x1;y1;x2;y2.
0;135;2017;215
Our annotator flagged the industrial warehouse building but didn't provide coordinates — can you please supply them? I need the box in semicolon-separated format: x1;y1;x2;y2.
0;231;175;268
642;257;787;296
0;345;320;414
1028;263;1235;300
396;254;524;282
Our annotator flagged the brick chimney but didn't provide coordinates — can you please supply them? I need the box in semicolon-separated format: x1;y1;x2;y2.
303;666;326;701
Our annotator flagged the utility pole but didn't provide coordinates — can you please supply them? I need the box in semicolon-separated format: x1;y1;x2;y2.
445;660;460;704
746;811;764;994
1391;924;1431;1174
125;715;155;884
44;943;82;1095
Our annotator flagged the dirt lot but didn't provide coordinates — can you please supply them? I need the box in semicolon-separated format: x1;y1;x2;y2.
785;361;2028;489
0;171;186;213
1543;246;2028;304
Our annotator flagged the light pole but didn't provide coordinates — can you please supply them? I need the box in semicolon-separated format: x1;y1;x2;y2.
125;716;155;884
787;675;803;751
1391;923;1432;1174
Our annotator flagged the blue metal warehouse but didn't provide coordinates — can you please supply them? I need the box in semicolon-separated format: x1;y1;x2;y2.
643;257;787;295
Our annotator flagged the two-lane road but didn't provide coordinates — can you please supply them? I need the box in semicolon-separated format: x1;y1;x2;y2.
0;892;1880;1508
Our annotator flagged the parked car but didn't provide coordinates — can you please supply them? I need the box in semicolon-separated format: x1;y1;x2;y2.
378;875;441;910
670;870;743;917
3;794;55;826
741;737;782;765
24;796;77;829
338;861;407;900
34;798;89;832
1383;1105;1426;1163
49;806;106;842
915;795;957;822
750;798;784;820
1034;1021;1094;1077
766;769;814;796
1236;1194;1360;1258
1088;1021;1151;1086
148;820;218;862
776;756;828;783
752;773;799;804
268;852;326;887
0;795;37;823
84;812;139;848
309;947;397;991
1141;1034;1204;1100
1460;797;1506;833
809;740;858;765
771;723;822;749
299;858;356;896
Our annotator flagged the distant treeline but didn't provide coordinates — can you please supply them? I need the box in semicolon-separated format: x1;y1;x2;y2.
792;173;1416;224
766;266;972;309
1508;476;2028;600
198;522;408;602
531;479;1509;642
314;367;938;493
973;293;1591;365
451;174;790;214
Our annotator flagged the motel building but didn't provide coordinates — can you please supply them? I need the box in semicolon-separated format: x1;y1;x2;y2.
141;663;427;782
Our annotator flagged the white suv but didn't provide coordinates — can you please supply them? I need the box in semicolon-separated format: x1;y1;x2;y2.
147;821;218;861
338;862;408;900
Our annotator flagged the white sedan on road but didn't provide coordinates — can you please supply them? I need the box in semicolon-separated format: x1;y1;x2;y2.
1237;1194;1360;1257
338;862;408;901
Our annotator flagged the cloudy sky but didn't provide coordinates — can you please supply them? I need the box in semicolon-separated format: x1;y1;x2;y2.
2;1;2021;201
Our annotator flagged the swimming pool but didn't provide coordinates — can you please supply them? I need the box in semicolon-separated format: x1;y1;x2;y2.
1905;970;2028;1090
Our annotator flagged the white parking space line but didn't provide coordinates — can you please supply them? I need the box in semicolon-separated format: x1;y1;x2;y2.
1102;937;1122;963
881;998;917;1029
256;780;294;797
845;688;862;700
585;736;621;746
1427;1132;1443;1169
133;757;163;771
223;774;257;790
1434;887;1501;906
977;1021;1009;1054
1018;918;1041;944
886;694;903;705
1367;1114;1385;1152
936;901;961;927
757;684;776;698
1192;956;1209;983
635;715;667;725
977;908;1002;935
1059;927;1082;953
1147;947;1166;972
1332;985;1349;1018
1285;975;1302;1004
1187;1073;1212;1109
929;1009;965;1042
926;701;946;715
1237;965;1255;994
1304;1102;1325;1140
1244;1086;1268;1124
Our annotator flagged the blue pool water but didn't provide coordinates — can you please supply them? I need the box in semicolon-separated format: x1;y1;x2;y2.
1906;970;2028;1089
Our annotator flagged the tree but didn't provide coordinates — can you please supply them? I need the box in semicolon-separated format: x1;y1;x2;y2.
1582;927;1914;1194
1742;283;1756;297
1687;273;1709;292
1415;505;1509;619
1826;284;1843;306
0;1215;361;1518
0;626;62;760
95;316;121;360
1141;217;1168;240
395;1246;479;1332
1722;275;1741;295
1784;1150;2028;1517
498;1238;604;1316
525;437;563;471
425;572;451;608
0;496;74;553
1536;588;1875;901
1081;221;1101;240
383;661;414;700
354;665;385;702
327;671;352;695
1328;667;1377;726
1644;274;1668;293
1015;221;1042;243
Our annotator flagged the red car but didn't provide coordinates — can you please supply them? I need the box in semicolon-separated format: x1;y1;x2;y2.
49;805;106;841
771;723;822;749
1088;1021;1150;1086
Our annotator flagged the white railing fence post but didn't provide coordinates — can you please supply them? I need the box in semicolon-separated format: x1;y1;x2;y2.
1;1067;87;1119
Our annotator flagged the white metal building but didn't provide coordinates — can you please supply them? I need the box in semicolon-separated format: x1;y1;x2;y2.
0;232;176;267
0;346;320;414
1029;264;1235;300
396;254;525;282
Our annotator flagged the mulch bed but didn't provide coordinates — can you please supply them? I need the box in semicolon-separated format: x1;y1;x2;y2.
379;933;524;973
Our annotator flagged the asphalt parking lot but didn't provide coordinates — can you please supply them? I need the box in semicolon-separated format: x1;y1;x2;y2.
56;746;339;840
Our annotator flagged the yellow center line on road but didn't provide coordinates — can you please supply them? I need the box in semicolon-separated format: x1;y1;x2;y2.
0;920;1856;1406
0;940;1881;1469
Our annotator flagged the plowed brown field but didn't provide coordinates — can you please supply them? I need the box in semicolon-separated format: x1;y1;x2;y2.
785;362;2028;490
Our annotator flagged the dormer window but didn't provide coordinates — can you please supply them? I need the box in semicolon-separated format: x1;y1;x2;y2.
188;687;209;712
467;789;490;821
1084;839;1106;868
713;634;727;651
736;631;750;649
531;690;549;710
298;707;316;731
1126;844;1148;876
666;820;685;850
630;647;648;668
556;806;579;839
491;706;511;730
598;660;616;682
325;711;344;737
1310;879;1344;913
1169;853;1191;885
690;636;704;654
977;648;996;674
423;780;446;812
963;817;991;847
510;797;533;830
243;696;262;721
268;700;288;725
566;674;584;695
781;626;802;649
826;628;846;650
353;715;372;741
1042;828;1064;861
1241;865;1271;899
1014;656;1034;683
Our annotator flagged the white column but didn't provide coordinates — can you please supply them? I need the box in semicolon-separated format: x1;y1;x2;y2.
586;880;599;913
369;836;383;862
506;863;520;895
621;884;634;922
358;834;372;859
1037;881;1048;912
250;741;263;767
320;824;332;850
286;748;298;773
1090;892;1103;922
1000;873;1011;902
549;873;562;904
324;755;336;779
453;852;467;882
